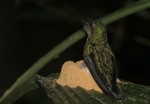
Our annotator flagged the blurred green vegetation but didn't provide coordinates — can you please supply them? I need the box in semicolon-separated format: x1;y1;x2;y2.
0;0;150;103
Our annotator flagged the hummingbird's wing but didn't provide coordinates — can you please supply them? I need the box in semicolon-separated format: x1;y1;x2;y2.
84;45;125;100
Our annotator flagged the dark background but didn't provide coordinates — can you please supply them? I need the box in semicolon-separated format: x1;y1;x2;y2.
0;0;150;104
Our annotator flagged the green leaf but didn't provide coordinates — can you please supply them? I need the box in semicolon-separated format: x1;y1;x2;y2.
37;74;150;104
0;76;39;104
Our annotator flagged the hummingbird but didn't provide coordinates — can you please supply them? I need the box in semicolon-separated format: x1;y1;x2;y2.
83;19;126;101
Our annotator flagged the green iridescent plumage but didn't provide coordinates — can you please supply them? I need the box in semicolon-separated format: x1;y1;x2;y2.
83;19;125;101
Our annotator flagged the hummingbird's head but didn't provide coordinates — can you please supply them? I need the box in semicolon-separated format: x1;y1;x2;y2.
82;19;107;44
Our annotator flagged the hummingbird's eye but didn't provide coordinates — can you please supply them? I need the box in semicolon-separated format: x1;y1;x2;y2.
89;22;95;28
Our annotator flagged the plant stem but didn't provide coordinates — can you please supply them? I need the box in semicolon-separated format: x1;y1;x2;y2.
101;0;150;24
1;0;150;103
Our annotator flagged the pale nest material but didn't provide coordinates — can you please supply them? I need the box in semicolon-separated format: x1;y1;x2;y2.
56;60;102;92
